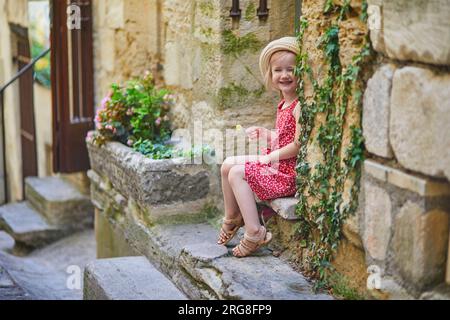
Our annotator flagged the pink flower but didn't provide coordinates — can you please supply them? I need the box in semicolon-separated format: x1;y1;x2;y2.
101;96;111;109
85;131;94;142
127;139;133;146
96;122;103;130
126;108;134;116
155;117;162;126
105;124;113;130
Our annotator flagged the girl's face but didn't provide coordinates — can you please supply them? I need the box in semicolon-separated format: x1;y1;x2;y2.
270;51;297;95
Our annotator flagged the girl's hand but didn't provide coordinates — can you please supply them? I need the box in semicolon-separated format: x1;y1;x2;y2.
245;126;269;140
258;155;271;164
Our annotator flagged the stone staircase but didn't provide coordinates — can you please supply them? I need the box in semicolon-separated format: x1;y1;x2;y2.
83;194;333;300
0;176;94;255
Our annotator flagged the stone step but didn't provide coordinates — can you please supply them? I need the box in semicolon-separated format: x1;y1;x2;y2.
0;202;66;251
101;214;333;299
25;176;94;227
83;256;187;300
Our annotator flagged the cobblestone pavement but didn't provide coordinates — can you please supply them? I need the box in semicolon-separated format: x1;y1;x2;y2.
0;230;96;300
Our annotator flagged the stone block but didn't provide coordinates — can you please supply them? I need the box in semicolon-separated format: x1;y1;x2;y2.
390;67;450;180
342;213;363;249
83;256;187;300
267;197;299;220
363;181;392;261
364;160;450;196
363;64;395;158
0;202;66;249
105;0;124;29
447;232;450;285
379;0;450;66
87;141;211;207
25;177;94;227
392;202;449;292
99;28;115;72
164;41;193;89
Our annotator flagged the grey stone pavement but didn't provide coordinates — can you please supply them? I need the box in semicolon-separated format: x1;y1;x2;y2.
0;229;96;300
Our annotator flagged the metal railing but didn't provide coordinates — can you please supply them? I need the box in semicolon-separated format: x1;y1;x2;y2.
0;47;50;204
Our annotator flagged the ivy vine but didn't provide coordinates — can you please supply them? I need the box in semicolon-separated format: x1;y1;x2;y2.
294;0;372;288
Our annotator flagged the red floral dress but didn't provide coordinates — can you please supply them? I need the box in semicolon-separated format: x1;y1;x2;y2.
244;99;299;201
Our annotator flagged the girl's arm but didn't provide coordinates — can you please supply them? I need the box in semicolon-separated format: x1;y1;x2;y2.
266;105;301;162
246;127;277;144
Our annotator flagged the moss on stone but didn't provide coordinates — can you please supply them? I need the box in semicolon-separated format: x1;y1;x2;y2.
221;30;261;57
199;1;214;16
244;2;256;22
200;27;213;38
217;82;265;110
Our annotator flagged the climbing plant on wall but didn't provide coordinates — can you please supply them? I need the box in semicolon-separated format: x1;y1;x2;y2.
294;0;372;288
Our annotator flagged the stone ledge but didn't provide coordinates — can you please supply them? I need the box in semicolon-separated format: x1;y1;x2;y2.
364;160;450;196
256;196;299;221
83;256;187;300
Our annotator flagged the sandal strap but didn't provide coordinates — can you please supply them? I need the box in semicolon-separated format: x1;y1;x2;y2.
235;227;268;256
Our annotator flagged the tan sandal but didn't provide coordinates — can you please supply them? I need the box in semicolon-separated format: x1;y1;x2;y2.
217;216;245;246
232;226;272;257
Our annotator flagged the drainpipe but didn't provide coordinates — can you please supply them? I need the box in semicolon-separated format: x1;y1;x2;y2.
230;0;241;19
257;0;269;20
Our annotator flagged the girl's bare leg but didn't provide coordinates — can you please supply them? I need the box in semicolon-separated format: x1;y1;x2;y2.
218;155;260;243
228;165;261;239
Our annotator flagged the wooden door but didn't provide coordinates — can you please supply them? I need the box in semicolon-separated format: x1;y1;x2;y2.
50;0;94;173
11;24;38;183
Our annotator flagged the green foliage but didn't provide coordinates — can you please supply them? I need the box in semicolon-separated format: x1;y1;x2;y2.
222;29;261;57
31;40;51;88
133;139;174;159
90;72;174;159
323;0;335;14
294;4;372;292
326;271;367;300
244;2;256;22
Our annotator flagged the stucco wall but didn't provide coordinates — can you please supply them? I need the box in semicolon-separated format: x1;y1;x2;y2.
0;0;29;202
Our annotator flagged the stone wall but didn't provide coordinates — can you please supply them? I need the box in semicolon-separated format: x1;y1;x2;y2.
359;0;450;298
92;0;296;157
90;0;450;299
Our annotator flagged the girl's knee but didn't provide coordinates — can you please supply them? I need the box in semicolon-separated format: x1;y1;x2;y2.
228;165;245;184
221;156;236;176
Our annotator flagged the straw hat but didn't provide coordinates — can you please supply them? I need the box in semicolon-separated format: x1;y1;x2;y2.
259;37;300;78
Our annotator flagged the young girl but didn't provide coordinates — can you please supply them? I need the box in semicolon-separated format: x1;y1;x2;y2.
217;37;301;257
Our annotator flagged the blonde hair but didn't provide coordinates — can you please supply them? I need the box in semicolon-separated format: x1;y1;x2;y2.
263;50;296;94
259;37;299;94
